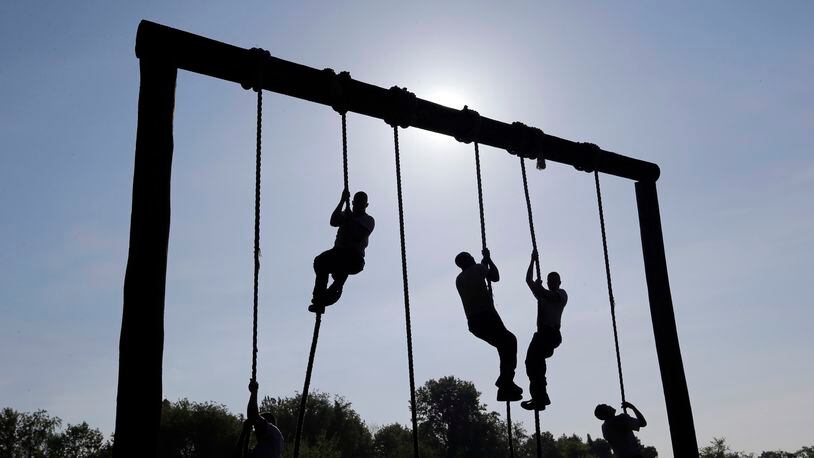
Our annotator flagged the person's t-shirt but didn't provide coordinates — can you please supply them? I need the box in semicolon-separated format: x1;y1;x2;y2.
334;210;375;256
251;420;283;458
456;264;494;319
533;286;567;330
601;413;641;457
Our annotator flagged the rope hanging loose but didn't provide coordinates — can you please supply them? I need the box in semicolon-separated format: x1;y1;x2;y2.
594;170;627;409
520;157;543;458
472;142;513;458
392;125;420;458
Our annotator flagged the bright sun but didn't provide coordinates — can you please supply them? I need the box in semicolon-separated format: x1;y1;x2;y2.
418;88;473;148
424;88;470;110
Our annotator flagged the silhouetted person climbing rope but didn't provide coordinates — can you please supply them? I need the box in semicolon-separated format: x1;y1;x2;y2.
309;189;375;313
522;250;567;411
455;248;523;401
245;381;283;458
595;401;647;458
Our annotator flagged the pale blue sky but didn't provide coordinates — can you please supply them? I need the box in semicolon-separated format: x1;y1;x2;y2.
1;1;812;455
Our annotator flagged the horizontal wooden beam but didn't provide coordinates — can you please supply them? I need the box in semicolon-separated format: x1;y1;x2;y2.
135;19;659;182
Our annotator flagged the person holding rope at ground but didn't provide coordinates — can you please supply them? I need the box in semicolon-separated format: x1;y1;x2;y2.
522;249;568;411
454;248;524;401
309;189;375;313
594;401;648;458
240;380;283;458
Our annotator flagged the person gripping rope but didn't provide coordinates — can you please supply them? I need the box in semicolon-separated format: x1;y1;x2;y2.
595;401;648;458
455;248;523;401
244;381;283;458
521;250;567;411
309;190;375;313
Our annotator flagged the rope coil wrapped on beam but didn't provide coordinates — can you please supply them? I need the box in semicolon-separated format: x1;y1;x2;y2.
323;68;353;115
506;121;546;167
241;48;271;92
454;105;481;144
573;142;604;173
384;86;418;128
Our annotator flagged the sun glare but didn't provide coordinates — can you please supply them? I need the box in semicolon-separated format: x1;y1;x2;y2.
424;88;470;110
416;87;473;150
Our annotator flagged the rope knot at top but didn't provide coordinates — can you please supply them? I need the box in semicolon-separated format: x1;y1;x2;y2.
384;86;417;129
241;47;271;92
574;142;603;173
507;121;546;168
323;68;352;114
454;105;481;144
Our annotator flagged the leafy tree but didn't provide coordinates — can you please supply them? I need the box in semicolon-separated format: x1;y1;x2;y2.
0;408;23;457
48;422;112;457
260;391;373;458
556;433;591;457
758;452;796;458
158;399;243;457
635;436;658;458
373;423;416;458
0;408;61;457
415;376;519;457
640;444;659;458
519;430;559;458
700;437;753;458
1;408;110;457
587;433;612;458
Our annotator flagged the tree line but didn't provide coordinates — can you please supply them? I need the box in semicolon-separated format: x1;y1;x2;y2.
2;376;811;457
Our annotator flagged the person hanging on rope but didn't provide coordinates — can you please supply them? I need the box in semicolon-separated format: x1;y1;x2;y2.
522;250;568;411
454;248;523;401
244;380;284;458
309;189;375;313
594;401;648;458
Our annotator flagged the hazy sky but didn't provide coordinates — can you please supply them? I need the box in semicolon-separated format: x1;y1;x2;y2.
2;1;812;455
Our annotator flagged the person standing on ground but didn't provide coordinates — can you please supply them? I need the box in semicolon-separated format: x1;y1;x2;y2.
245;380;283;458
594;401;648;458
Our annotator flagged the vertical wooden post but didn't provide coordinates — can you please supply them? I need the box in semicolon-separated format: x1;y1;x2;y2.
635;181;698;456
113;59;177;457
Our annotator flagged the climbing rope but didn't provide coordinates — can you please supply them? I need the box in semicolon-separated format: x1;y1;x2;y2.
593;170;627;408
505;400;515;457
341;112;349;193
234;47;268;458
232;420;251;458
292;109;352;458
382;85;420;457
392;125;420;458
473;142;488;255
473;142;496;298
520;158;541;281
472;141;514;458
251;88;262;384
293;311;323;458
519;157;543;458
